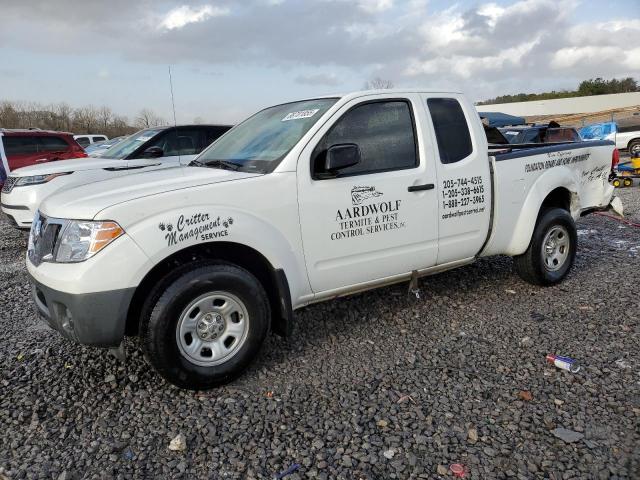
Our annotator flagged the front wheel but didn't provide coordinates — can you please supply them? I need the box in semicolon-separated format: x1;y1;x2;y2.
513;208;577;286
140;263;271;390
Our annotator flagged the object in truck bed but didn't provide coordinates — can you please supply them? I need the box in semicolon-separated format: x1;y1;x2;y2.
499;125;581;144
579;122;616;142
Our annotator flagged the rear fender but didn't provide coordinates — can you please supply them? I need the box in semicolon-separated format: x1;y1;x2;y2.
505;167;579;256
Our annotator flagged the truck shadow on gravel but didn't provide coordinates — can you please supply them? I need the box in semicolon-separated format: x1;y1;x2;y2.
249;255;522;374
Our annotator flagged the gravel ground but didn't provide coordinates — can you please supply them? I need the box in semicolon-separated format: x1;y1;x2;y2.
1;189;639;480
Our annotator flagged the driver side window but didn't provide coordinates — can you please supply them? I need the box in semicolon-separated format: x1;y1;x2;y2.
312;100;418;179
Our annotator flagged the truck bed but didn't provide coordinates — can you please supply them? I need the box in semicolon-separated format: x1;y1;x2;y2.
481;140;615;257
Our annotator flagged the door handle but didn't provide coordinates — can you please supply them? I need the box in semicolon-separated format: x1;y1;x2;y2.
408;183;434;192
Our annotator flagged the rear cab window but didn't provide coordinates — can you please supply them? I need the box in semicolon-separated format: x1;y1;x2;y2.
427;98;473;164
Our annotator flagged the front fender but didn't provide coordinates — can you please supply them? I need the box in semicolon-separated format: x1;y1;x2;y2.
122;205;310;303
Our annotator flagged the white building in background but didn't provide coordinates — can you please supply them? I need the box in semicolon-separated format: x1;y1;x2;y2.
476;92;640;116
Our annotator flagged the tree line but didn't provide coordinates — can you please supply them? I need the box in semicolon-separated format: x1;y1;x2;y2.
478;77;639;105
0;100;168;138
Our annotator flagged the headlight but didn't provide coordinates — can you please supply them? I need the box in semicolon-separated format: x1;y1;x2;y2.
16;172;71;187
55;221;124;263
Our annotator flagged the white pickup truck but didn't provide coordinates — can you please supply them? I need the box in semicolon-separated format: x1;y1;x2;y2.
615;126;640;155
27;90;621;389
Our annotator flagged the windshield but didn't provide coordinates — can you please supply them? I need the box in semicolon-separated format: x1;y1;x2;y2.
100;129;164;159
195;98;338;173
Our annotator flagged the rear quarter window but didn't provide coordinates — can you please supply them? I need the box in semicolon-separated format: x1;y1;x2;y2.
427;98;473;164
39;136;71;152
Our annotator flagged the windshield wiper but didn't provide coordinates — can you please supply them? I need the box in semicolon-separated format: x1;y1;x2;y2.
197;159;242;171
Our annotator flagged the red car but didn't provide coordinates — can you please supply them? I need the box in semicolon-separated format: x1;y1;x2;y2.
0;129;87;188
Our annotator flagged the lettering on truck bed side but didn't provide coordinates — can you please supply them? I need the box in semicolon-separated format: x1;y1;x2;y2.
524;151;591;174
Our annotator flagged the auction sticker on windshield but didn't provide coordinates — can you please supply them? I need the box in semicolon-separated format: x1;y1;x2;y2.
282;109;320;122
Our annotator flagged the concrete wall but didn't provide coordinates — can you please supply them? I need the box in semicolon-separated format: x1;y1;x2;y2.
476;92;640;116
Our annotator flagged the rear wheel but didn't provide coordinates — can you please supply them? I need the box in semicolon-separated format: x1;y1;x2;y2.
623;178;633;187
629;139;640;156
513;208;577;286
140;263;271;390
612;178;621;188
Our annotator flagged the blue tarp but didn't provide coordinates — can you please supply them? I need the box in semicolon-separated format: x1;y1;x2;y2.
478;111;526;127
579;122;617;141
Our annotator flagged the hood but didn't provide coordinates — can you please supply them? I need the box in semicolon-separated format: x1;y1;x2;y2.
10;157;130;176
40;166;262;220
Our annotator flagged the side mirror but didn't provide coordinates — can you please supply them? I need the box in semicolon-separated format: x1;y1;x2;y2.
325;143;361;173
142;146;164;158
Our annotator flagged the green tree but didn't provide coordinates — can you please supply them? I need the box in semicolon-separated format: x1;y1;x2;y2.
478;77;638;105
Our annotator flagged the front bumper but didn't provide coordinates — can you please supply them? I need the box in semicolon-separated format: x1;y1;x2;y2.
30;274;135;347
1;202;33;229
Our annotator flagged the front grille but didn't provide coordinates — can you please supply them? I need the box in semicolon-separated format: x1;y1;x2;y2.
2;176;18;194
28;214;64;266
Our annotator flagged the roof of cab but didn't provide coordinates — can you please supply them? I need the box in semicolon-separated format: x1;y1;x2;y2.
312;88;464;101
0;128;75;136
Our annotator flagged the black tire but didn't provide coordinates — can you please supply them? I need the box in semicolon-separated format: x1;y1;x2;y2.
140;262;270;390
513;208;577;286
628;139;640;156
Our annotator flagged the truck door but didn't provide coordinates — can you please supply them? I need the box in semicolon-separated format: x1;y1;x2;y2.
297;94;439;293
422;95;492;264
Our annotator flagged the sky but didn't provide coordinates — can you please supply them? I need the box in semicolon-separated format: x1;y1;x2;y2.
0;0;638;125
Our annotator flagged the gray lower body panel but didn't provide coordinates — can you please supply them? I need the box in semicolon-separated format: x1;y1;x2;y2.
29;274;135;347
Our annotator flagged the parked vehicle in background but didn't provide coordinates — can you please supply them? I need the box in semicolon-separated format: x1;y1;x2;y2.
84;136;126;157
1;124;232;228
24;89;620;389
615;125;640;154
73;134;108;148
0;129;87;191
